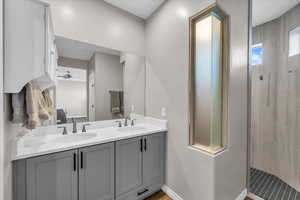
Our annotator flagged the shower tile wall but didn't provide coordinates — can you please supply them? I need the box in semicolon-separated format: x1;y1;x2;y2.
251;3;300;192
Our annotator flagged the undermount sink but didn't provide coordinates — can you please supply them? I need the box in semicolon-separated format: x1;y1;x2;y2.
52;133;97;143
117;126;147;132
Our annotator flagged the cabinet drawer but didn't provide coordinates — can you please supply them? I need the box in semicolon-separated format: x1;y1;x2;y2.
116;182;163;200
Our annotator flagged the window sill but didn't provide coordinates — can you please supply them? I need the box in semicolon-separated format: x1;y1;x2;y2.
190;143;226;155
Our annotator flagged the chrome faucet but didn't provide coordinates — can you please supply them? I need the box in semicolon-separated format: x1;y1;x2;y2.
131;119;136;126
124;116;131;127
72;118;77;133
115;120;122;127
58;126;68;135
82;124;91;133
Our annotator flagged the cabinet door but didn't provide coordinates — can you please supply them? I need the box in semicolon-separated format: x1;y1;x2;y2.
79;143;114;200
27;150;78;200
143;133;165;185
116;137;143;197
4;0;46;93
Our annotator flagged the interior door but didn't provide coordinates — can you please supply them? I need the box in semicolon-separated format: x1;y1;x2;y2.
79;143;115;200
26;150;78;200
142;133;165;185
116;137;143;198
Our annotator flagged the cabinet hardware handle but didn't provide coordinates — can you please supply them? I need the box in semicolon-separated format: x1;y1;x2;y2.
140;138;143;152
137;189;149;196
80;152;83;169
144;138;147;151
73;153;77;171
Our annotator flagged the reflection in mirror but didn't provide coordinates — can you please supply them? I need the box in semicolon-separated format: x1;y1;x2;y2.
56;67;87;124
189;4;228;154
4;0;147;130
50;36;146;125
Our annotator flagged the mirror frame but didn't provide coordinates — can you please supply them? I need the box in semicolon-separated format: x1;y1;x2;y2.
188;3;230;154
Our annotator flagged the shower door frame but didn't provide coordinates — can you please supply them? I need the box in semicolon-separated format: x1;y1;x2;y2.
246;0;253;194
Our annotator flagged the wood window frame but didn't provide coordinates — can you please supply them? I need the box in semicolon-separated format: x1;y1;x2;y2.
188;4;230;154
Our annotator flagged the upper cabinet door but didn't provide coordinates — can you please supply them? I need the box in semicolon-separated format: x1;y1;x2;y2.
26;150;78;200
143;133;165;185
4;0;46;93
116;137;143;197
79;143;115;200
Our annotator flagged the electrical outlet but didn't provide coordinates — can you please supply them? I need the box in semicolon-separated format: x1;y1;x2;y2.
131;105;135;112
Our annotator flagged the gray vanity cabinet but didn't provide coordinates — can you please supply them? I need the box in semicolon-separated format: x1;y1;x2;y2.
26;150;78;200
13;133;165;200
116;137;143;198
142;133;165;185
116;133;165;200
79;143;115;200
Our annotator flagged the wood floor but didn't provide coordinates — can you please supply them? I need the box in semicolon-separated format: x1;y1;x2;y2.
146;191;172;200
146;191;253;200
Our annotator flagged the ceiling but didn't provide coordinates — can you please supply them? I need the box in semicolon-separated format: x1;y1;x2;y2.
253;0;300;26
55;36;120;61
103;0;165;19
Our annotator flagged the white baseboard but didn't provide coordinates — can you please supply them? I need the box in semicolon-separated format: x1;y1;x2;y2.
235;189;248;200
161;186;248;200
161;185;183;200
247;192;264;200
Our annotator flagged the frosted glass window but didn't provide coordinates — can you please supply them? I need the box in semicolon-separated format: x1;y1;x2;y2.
189;6;228;154
252;44;263;65
289;26;300;57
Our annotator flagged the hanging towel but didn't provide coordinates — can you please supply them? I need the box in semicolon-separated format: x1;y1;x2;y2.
110;91;122;114
42;90;55;119
11;88;26;124
25;82;51;129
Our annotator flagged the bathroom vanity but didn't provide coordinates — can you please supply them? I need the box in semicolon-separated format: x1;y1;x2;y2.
13;119;167;200
6;0;166;199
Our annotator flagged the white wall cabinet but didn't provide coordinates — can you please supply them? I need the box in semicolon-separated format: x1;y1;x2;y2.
4;0;57;93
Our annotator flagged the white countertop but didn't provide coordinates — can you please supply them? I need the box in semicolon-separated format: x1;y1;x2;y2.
13;116;167;161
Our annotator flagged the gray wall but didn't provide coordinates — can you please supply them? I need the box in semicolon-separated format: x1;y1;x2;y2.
93;52;123;121
42;0;145;56
0;0;17;199
251;3;300;191
213;0;249;199
122;53;145;117
145;0;249;199
145;1;216;199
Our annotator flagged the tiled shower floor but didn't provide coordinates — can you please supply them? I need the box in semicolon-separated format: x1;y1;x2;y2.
250;168;300;200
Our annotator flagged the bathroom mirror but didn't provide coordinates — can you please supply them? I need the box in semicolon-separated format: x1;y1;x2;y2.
5;0;147;128
52;36;145;125
189;4;229;154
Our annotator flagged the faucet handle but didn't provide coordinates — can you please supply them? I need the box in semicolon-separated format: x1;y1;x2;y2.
82;124;91;133
115;120;122;127
58;126;68;135
131;119;136;126
72;118;77;134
